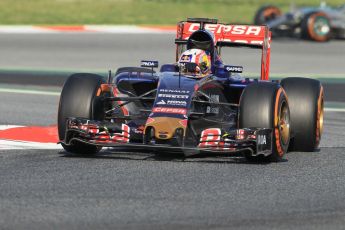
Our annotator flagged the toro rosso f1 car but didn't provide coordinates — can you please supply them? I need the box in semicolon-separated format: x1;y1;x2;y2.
58;18;324;162
254;3;345;41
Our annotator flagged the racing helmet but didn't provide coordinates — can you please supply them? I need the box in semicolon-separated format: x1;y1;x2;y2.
178;48;211;77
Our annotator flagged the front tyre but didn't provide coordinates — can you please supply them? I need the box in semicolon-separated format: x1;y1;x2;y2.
301;12;331;42
280;77;324;151
239;82;290;162
58;73;106;154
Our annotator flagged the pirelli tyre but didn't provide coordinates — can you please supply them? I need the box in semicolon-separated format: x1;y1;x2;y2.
280;77;324;152
239;82;290;162
301;12;331;42
254;5;282;25
58;73;106;154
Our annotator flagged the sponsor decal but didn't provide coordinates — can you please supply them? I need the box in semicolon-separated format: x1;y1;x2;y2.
224;65;243;73
181;23;267;44
141;60;159;68
156;99;166;105
133;125;145;134
256;129;272;153
257;134;267;145
167;100;187;106
159;89;190;94
157;89;190;100
187;24;262;36
217;40;264;44
158;94;189;99
152;107;187;115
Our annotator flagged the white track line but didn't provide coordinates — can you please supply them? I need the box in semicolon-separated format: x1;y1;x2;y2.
0;88;60;96
0;26;56;33
0;125;25;130
0;140;62;150
324;108;345;112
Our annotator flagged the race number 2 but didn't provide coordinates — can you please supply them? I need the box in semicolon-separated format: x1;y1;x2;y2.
111;124;130;143
198;128;221;148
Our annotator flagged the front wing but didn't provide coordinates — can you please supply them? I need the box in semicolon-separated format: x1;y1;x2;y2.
61;117;273;157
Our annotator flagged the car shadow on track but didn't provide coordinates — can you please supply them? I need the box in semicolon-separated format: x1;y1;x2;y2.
58;148;287;165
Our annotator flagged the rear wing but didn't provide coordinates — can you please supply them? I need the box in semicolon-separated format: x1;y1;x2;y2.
176;18;271;80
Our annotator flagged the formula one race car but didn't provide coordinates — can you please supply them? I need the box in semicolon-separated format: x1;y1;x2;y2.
58;18;324;162
254;3;345;41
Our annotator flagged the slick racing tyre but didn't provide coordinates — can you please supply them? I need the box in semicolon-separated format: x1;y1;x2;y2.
239;82;290;162
280;77;324;151
254;5;282;25
58;73;106;154
301;12;331;42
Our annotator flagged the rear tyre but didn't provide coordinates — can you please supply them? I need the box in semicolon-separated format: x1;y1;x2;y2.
254;5;282;25
301;12;331;42
239;82;290;162
280;77;324;151
58;73;106;154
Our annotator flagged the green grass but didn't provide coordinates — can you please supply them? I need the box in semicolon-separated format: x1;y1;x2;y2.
0;0;344;25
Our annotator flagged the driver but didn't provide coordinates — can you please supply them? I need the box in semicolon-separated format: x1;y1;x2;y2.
178;48;211;78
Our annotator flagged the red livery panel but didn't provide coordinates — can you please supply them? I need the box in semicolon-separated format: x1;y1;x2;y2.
176;21;271;80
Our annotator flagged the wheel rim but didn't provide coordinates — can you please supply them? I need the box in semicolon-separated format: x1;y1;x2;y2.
319;98;324;136
313;16;330;36
317;91;324;145
279;101;290;146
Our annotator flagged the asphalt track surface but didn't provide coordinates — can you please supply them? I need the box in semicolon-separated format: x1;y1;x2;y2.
0;34;345;229
0;33;345;75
